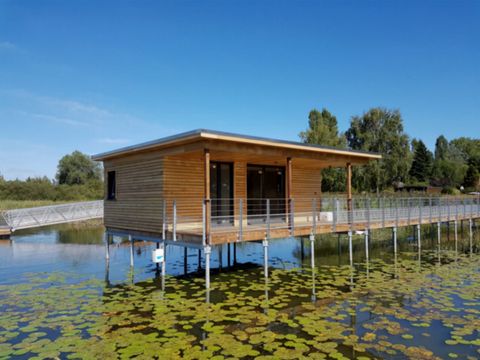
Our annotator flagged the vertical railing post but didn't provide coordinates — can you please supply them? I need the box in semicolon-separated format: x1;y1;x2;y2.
202;199;206;247
239;198;243;242
395;197;399;228
429;195;432;224
266;199;271;239
446;196;451;222
381;196;385;228
455;197;459;223
333;197;338;233
407;198;411;226
349;197;355;231
418;197;422;225
289;198;295;236
162;199;166;240
173;200;177;242
366;198;370;230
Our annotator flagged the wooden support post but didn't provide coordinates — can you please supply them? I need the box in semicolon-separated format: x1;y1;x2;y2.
309;233;315;269
263;237;269;278
198;249;202;271
204;245;211;290
346;163;352;211
204;149;211;245
233;242;237;265
129;235;134;268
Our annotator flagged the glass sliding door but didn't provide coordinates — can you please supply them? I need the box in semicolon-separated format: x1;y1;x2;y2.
210;162;234;225
247;164;285;223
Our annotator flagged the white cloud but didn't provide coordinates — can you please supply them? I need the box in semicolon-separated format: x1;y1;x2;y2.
0;41;16;51
30;113;89;127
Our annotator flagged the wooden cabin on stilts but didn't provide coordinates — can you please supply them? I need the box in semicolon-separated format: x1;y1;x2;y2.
92;129;480;289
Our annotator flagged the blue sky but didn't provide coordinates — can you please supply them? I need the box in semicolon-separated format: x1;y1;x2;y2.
0;0;479;180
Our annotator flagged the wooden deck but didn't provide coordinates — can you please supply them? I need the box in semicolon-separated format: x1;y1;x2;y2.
106;198;480;247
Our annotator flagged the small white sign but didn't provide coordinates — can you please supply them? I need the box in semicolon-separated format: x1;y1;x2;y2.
152;248;164;263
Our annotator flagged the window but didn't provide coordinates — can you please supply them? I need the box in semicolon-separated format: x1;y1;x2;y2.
107;171;116;200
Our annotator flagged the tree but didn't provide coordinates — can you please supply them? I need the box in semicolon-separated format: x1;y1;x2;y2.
431;136;468;188
345;108;411;192
409;139;433;183
299;108;347;192
56;151;102;186
464;164;480;190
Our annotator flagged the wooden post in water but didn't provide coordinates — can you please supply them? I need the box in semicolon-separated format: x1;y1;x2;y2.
454;220;458;256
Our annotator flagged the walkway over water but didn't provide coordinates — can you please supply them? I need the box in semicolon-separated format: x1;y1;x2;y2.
1;200;103;234
109;196;480;246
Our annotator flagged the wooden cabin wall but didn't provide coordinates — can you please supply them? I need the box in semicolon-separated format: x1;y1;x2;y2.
163;156;204;223
103;151;165;234
291;165;323;213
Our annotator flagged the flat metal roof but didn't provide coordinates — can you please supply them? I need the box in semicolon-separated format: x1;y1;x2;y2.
92;129;381;161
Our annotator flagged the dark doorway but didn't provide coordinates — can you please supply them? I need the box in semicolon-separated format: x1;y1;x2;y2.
247;165;285;222
210;162;234;225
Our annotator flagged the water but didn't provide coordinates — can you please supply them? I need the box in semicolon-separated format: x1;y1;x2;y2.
0;222;479;359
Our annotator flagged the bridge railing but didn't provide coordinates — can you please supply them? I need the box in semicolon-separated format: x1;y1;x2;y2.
2;200;103;231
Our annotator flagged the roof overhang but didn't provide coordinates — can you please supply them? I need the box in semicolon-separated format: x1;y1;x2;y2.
92;129;381;163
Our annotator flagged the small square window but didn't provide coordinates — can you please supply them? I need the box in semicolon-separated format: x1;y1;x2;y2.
107;171;116;200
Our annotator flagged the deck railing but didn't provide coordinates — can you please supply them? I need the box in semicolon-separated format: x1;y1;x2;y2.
162;195;480;244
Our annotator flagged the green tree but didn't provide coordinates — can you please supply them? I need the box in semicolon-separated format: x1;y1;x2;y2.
464;164;480;190
431;136;468;188
56;151;102;186
299;108;347;192
345;108;411;192
409;139;433;183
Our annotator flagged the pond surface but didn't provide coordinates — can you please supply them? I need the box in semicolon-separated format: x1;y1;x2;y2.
0;222;479;359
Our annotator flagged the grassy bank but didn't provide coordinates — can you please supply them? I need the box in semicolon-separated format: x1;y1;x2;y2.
0;200;74;211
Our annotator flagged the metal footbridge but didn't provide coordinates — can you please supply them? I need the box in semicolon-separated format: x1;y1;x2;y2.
0;200;103;235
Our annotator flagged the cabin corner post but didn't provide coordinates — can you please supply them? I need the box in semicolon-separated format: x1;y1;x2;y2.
286;157;293;231
346;162;352;212
204;148;211;245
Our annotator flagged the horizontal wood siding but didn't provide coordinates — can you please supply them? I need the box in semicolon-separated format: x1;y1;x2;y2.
104;152;164;234
291;164;322;214
163;156;204;224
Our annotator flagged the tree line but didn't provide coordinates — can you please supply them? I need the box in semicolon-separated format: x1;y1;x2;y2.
1;108;479;203
0;151;103;202
300;107;480;194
